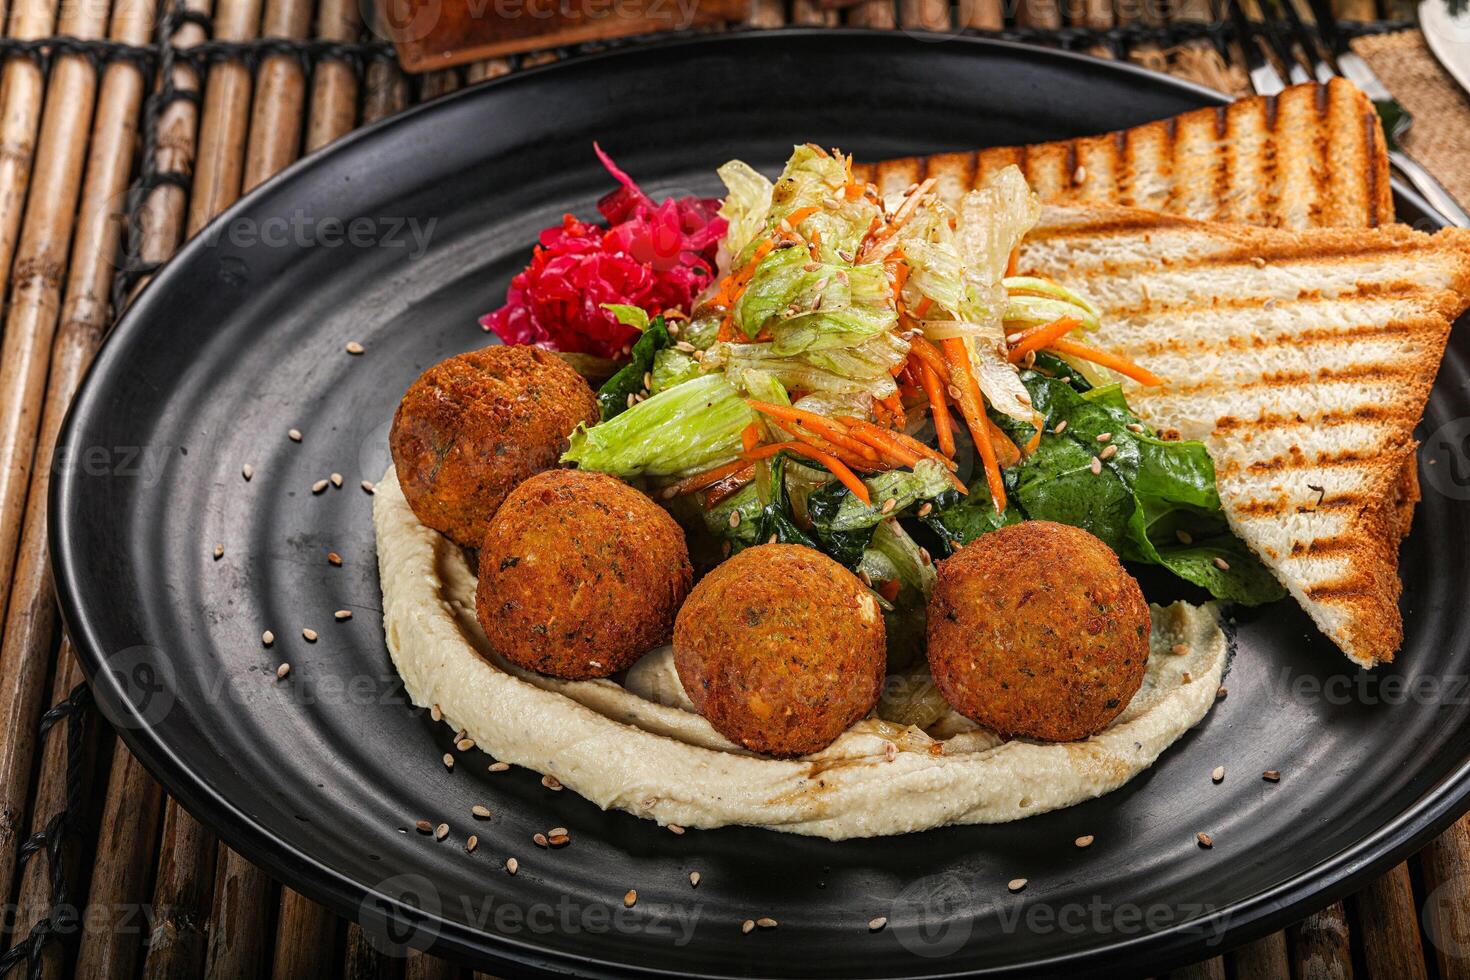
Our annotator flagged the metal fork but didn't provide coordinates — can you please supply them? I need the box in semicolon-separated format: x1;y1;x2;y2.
1227;0;1470;226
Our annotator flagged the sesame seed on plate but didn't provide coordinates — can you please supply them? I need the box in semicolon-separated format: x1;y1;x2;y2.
548;833;570;847
312;480;329;494
1217;686;1228;700
334;610;352;623
415;820;432;833
213;543;224;560
1196;832;1214;848
430;703;442;722
242;464;254;481
1213;557;1231;571
466;835;478;853
506;858;519;875
328;552;342;566
533;833;549;847
442;753;454;769
288;428;302;442
869;916;888;932
435;823;448;840
547;825;568;838
1212;766;1225;783
346;341;365;354
689;871;701;887
1099;445;1117;460
361;480;376;494
1007;878;1027;893
624;890;638;908
757;917;778;929
1263;770;1281;782
275;663;291;680
262;630;275;647
668;824;685;835
489;762;510;772
456;738;475;752
542;774;563;791
741;920;755;935
330;472;343;488
472;805;491;819
302;628;318;642
1089;456;1102;475
1075;835;1094;848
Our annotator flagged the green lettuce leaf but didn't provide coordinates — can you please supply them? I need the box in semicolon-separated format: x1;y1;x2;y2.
566;373;755;477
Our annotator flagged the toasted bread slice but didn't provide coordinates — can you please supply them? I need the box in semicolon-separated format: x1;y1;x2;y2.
852;78;1394;230
1011;205;1470;666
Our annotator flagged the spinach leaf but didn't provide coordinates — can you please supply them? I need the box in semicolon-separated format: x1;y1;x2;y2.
595;314;673;421
805;459;953;567
918;482;1023;556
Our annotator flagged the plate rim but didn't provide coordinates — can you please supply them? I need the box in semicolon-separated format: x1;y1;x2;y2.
48;27;1470;979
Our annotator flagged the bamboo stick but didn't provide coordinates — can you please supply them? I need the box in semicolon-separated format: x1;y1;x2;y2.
463;59;512;84
0;0;112;910
960;0;1004;30
361;56;409;123
342;922;404;979
243;0;313;191
403;951;456;980
1229;930;1291;980
900;0;952;31
746;0;785;28
844;0;897;27
187;0;265;234
0;0;61;342
271;886;339;976
417;68;462;99
202;844;275;978
304;0;362;151
792;0;838;24
143;800;219;978
1420;815;1470;980
1166;956;1225;980
1286;900;1354;979
73;745;165;980
1348;863;1427;980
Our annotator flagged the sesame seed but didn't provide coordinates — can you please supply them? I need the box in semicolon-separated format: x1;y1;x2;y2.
242;464;254;481
506;858;518;875
917;502;933;517
666;322;679;336
466;835;478;853
1073;165;1087;183
1250;256;1266;268
1054;420;1068;434
533;833;549;847
1263;770;1281;782
456;738;475;752
1007;878;1027;893
288;428;302;442
1196;832;1214;848
757;917;778;929
262;630;275;647
430;703;442;722
312;480;329;494
472;805;491;818
947;384;963;401
489;762;510;772
275;662;291;680
548;833;570;847
328;552;342;566
346;341;365;354
302;628;318;642
675;341;696;352
542;774;563;791
1170;643;1189;656
1217;686;1228;700
668;824;685;835
1212;766;1225;783
858;569;873;587
1005;332;1023;344
442;753;454;769
213;543;224;560
1096;432;1112;442
1099;445;1117;460
435;823;448;841
767;534;777;545
880;497;897;515
1089;456;1102;475
624;890;638;908
547;826;567;838
689;871;701;887
415;820;432;833
361;480;376;494
869;916;888;932
335;609;352;621
1126;423;1144;433
741;920;755;935
728;510;741;529
627;393;636;409
1182;672;1193;683
1213;556;1231;571
1075;835;1094;848
330;472;343;488
1176;530;1193;545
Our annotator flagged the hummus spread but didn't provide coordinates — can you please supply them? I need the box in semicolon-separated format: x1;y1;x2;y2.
374;466;1228;840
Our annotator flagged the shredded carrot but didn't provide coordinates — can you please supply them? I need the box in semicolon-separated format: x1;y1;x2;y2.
913;297;933;318
770;419;882;472
741;421;761;453
658;458;753;500
840;416;959;473
1008;316;1081;363
890;261;909;306
986;418;1022;468
1046;338;1165;386
785;206;820;228
1023;426;1042;455
1005;244;1020;277
887;178;937;235
743;442;871;505
918;363;957;457
940;338;1007;512
877;580;901;602
744;401;879;462
906;334;950;383
843;423;922;469
703;465;756;507
844;181;865;201
879;392;906;428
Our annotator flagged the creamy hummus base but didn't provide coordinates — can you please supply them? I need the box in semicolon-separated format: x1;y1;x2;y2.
374;466;1228;840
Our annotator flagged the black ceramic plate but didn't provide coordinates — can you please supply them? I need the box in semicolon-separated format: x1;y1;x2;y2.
51;29;1470;979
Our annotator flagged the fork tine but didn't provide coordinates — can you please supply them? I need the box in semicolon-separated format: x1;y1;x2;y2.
1278;0;1336;82
1226;0;1287;94
1256;0;1314;85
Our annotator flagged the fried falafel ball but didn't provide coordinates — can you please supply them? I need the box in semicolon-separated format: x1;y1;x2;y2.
390;344;599;548
673;544;886;757
475;469;692;680
926;521;1150;743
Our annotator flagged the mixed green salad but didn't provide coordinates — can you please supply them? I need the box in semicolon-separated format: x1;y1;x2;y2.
556;145;1283;713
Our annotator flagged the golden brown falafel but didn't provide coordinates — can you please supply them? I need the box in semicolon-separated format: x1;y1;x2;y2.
390;344;599;548
476;469;692;679
673;544;886;757
926;521;1150;742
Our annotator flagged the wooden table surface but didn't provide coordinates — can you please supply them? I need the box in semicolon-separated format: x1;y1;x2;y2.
0;0;1466;977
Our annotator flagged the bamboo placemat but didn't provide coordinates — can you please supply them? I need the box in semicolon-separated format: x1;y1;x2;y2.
0;3;1465;978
